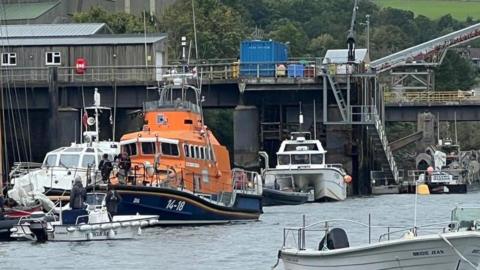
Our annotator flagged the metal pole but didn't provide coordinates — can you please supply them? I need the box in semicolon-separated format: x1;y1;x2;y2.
366;15;370;59
368;213;371;244
313;99;317;140
302;214;306;250
454;111;458;145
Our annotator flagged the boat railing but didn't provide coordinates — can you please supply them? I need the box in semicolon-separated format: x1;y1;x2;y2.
282;217;456;250
231;168;263;195
9;162;43;179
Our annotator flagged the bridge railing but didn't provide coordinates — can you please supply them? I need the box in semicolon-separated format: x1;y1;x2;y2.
0;65;159;83
385;90;480;104
0;60;324;83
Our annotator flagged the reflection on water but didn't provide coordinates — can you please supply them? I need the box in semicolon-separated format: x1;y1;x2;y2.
1;193;478;270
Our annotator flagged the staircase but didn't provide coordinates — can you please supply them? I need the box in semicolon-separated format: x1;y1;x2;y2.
326;73;348;122
370;108;401;193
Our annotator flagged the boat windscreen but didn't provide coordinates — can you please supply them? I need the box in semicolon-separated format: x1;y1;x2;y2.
452;208;480;223
58;154;80;168
285;143;318;151
277;155;290;165
311;154;324;164
86;193;105;207
81;155;96;168
43;154;57;167
292;154;310;165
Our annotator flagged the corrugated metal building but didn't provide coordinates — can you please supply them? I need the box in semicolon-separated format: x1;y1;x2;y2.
0;23;168;82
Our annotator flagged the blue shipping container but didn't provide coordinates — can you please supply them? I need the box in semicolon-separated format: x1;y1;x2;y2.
240;40;288;77
287;64;304;78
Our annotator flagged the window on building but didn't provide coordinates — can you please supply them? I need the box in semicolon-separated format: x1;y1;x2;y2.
190;145;195;158
161;143;179;156
200;147;205;160
141;142;155;155
45;52;61;65
1;53;16;66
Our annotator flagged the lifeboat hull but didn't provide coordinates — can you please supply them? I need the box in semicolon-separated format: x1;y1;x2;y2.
114;185;262;225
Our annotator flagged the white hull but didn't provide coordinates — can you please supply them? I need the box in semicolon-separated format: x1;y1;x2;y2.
49;223;141;241
266;168;346;201
281;231;480;270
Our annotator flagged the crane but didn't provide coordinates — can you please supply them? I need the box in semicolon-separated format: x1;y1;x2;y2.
347;0;359;63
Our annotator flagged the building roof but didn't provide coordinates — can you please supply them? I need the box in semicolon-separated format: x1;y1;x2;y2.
0;34;167;46
467;48;480;59
0;23;109;38
323;49;369;64
1;1;60;21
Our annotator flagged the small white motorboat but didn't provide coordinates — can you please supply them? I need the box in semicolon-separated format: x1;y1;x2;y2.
275;217;480;270
10;192;159;242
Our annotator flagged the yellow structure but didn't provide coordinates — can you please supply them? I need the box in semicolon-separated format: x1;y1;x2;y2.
416;184;430;195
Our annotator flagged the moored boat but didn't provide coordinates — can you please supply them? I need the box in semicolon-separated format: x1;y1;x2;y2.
111;81;263;224
8;89;119;201
260;132;350;204
276;218;480;270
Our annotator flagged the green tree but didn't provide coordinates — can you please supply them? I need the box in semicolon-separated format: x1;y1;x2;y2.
435;51;477;90
160;0;248;60
370;25;412;59
309;33;338;56
268;19;309;56
73;7;156;34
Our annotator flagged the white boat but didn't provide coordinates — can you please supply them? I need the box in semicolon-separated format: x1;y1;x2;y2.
10;192;158;242
261;132;349;203
276;218;480;270
8;89;120;202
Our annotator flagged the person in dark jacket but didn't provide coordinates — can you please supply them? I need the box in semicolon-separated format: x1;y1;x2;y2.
98;154;113;183
117;152;131;184
105;184;121;219
70;176;87;209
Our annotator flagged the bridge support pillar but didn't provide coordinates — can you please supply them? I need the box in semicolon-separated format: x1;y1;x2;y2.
233;105;259;168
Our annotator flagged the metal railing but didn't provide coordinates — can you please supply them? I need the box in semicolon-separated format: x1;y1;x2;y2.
0;59;325;84
282;217;456;251
385;91;480;104
372;107;400;184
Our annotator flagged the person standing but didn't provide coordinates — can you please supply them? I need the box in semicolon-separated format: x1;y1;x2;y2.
98;154;113;183
117;152;131;185
70;176;87;209
105;185;122;219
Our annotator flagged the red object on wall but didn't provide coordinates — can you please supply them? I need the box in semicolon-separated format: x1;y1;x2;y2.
75;58;87;74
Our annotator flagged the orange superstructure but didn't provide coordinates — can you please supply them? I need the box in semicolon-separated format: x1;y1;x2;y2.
117;85;233;195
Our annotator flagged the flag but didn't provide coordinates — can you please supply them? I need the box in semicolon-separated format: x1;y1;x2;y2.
82;111;88;129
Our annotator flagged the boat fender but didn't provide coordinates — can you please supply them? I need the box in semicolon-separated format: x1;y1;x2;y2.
66;227;76;233
107;229;115;239
10;227;18;233
343;175;352;184
318;228;350;250
101;223;113;230
140;220;148;227
112;222;121;229
79;225;92;231
137;227;142;236
86;232;93;240
149;219;159;226
121;222;131;227
91;224;101;230
131;221;140;227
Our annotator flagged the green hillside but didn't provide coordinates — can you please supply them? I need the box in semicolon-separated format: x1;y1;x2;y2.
374;0;480;20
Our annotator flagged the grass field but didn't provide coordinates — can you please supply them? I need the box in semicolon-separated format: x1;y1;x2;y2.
374;0;480;20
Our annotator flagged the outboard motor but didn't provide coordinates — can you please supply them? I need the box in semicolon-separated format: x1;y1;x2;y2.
319;228;350;250
30;221;48;243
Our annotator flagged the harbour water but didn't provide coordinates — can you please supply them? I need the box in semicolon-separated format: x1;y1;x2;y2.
1;192;478;270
